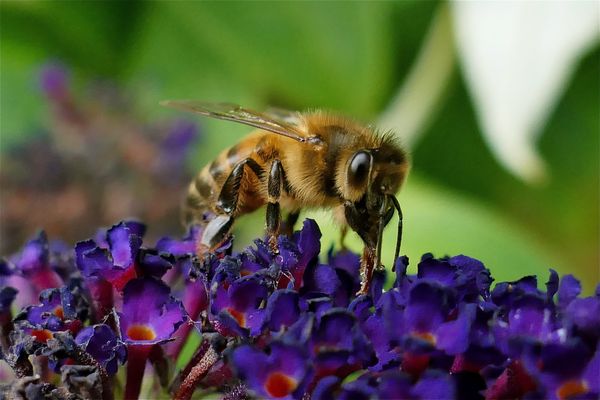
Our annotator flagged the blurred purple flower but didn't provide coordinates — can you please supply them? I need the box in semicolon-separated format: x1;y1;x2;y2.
8;231;63;291
39;63;69;100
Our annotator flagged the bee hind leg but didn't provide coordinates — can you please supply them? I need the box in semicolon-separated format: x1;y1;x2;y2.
198;158;263;256
266;159;284;252
198;215;235;255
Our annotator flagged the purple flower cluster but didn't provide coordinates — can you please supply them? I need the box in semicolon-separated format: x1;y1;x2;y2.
0;219;598;400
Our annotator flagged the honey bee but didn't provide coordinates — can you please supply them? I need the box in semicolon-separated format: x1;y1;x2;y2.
161;101;409;294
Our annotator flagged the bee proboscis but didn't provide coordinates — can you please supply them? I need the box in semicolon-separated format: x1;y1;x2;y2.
162;100;409;294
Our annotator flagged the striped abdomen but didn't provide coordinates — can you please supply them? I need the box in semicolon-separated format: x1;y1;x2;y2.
183;132;267;225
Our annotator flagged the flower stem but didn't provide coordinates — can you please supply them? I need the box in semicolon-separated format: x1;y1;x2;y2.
89;279;114;322
173;345;219;400
124;345;151;400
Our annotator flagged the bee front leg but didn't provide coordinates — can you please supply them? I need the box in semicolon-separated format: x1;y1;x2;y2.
387;194;403;270
266;159;284;252
339;225;348;250
280;210;301;236
358;246;376;295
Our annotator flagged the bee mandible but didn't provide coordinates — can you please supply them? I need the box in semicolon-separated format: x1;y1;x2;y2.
161;101;409;294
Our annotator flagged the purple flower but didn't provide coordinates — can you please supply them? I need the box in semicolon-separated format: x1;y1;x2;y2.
232;341;311;399
307;309;375;379
75;324;126;375
39;63;69;100
377;371;413;399
210;272;270;337
155;225;201;257
264;289;301;332
557;274;582;308
154;120;200;183
417;253;492;302
76;221;144;291
14;285;88;343
521;339;597;400
565;295;600;341
118;277;186;346
411;370;456;399
1;217;599;400
9;231;63;291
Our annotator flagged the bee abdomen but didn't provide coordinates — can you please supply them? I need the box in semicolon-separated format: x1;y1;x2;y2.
182;168;220;225
182;134;267;225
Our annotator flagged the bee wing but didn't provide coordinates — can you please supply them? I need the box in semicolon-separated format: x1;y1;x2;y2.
161;100;314;143
263;106;304;126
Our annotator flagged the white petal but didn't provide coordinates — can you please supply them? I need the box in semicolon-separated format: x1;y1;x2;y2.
451;1;599;183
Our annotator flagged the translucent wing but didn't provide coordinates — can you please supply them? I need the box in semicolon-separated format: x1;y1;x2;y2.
161;100;314;143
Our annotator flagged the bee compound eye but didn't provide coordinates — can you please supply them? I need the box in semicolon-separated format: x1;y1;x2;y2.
348;151;371;187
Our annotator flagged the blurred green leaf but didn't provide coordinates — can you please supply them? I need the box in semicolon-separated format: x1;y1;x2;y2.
412;47;599;291
0;1;145;147
1;1;143;76
127;1;436;113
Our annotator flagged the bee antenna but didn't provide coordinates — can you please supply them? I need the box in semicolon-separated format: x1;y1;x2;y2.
387;194;403;266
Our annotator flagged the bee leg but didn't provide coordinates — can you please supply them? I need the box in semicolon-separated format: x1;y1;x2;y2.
216;158;263;215
198;158;264;255
375;197;394;271
197;215;235;254
266;159;284;252
339;225;348;250
357;199;390;295
388;194;403;271
281;210;301;236
358;246;376;295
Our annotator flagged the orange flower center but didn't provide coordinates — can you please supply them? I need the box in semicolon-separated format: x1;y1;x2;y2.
264;371;298;398
412;331;437;345
126;324;156;341
31;329;53;343
53;306;64;319
227;308;246;327
556;380;588;400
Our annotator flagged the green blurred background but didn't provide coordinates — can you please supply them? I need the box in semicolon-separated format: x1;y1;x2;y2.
1;1;598;291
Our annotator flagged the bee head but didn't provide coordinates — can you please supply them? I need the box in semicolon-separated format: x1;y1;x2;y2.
342;142;408;248
344;144;408;203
